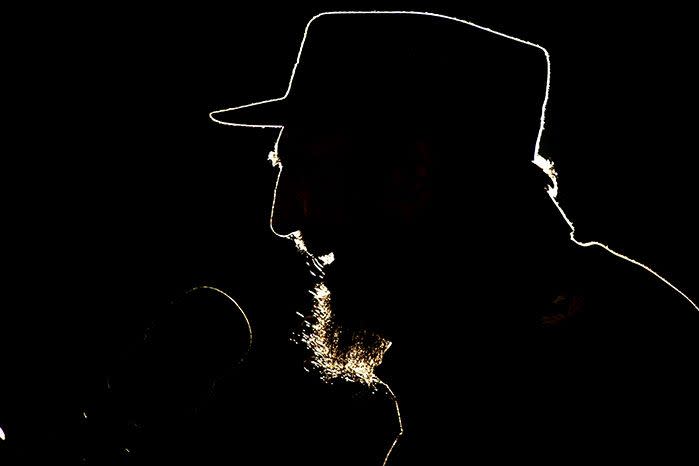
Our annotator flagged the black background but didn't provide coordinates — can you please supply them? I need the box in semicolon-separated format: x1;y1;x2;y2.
2;3;697;463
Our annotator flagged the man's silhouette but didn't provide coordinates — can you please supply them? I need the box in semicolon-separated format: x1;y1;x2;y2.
212;12;699;465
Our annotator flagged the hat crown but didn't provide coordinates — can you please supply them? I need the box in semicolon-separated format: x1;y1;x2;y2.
285;14;546;127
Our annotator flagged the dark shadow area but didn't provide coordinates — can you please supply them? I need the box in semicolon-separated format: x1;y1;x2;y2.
1;5;698;465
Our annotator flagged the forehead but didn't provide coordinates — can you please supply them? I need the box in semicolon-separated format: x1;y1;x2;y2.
277;128;355;171
281;125;350;149
279;123;429;159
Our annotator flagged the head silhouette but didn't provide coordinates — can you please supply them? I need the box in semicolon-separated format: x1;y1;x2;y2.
257;14;565;344
212;12;566;364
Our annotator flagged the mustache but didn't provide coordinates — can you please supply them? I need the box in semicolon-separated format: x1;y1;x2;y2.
287;230;335;278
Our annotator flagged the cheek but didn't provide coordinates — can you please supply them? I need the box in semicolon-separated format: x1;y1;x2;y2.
377;166;432;224
302;171;353;228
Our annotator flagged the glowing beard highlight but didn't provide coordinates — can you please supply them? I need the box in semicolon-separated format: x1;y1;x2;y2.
289;230;392;386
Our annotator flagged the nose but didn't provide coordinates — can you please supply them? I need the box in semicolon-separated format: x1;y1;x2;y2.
270;162;306;238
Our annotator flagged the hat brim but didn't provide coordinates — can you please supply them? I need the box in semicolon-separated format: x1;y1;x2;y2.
209;96;288;128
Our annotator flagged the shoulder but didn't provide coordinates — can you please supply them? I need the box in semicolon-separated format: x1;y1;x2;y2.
587;246;697;324
551;244;699;356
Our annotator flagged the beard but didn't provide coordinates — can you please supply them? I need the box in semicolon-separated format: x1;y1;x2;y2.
289;231;392;387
